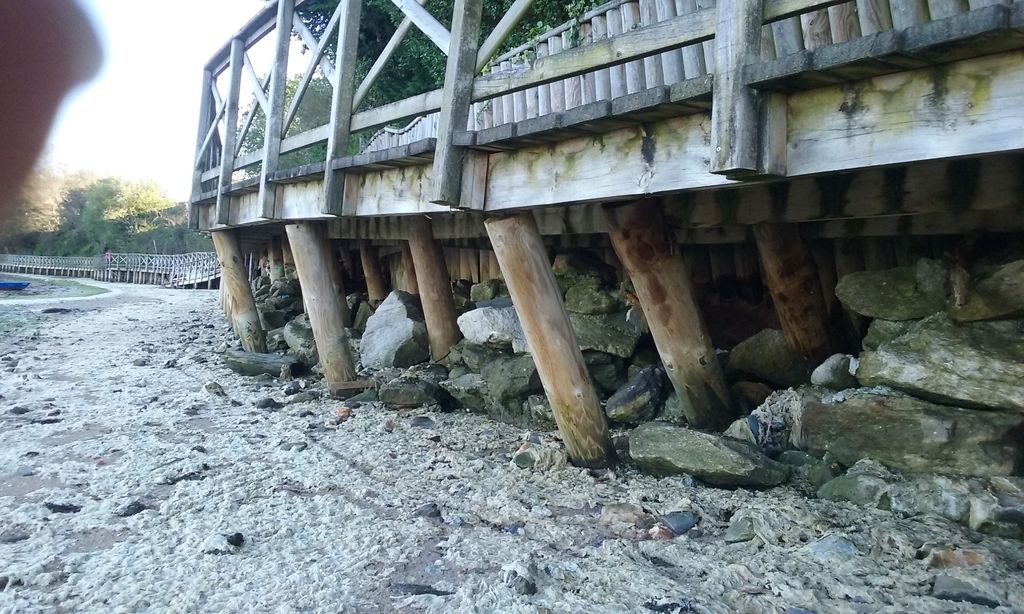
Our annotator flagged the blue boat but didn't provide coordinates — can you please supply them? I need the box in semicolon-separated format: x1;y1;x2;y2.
0;281;31;291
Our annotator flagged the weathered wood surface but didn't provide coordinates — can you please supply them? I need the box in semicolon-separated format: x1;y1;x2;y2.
753;223;831;362
257;0;295;219
359;242;389;302
407;216;462;359
212;230;266;353
604;200;734;430
322;0;363;215
269;235;285;281
485;212;616;468
430;0;484;206
285;222;358;393
401;242;419;294
215;39;245;226
196;0;1024;236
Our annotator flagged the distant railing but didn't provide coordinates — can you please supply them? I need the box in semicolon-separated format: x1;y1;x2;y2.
0;253;220;288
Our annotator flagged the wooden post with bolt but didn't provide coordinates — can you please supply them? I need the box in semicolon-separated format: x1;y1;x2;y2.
485;212;616;468
753;223;833;363
360;242;389;304
268;235;285;282
212;230;267;353
407;216;462;359
604;199;734;430
285;222;359;395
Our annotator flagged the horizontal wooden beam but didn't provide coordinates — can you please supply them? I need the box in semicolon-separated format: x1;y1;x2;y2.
350;88;444;132
206;0;313;75
764;0;855;24
471;8;716;100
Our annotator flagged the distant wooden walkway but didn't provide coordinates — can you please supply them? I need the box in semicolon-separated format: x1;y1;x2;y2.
0;253;221;289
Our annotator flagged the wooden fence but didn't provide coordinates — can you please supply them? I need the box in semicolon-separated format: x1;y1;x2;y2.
0;253;221;288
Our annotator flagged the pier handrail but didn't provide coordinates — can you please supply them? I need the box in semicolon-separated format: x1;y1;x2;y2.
192;0;1018;221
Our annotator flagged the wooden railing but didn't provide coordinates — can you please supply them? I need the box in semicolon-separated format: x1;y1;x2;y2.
0;253;220;288
192;0;1021;221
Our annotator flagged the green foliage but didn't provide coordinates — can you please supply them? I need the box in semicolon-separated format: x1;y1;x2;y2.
299;0;600;110
1;170;211;256
238;0;601;169
240;73;333;170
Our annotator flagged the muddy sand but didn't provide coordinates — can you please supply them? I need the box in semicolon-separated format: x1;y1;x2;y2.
0;282;1021;613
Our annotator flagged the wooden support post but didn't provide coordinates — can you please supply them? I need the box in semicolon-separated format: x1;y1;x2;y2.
430;0;484;206
402;242;419;294
710;0;785;178
486;212;615;467
407;216;461;359
604;201;734;431
212;230;267;353
322;0;363;215
268;235;285;282
215;39;245;225
258;0;295;219
285;222;358;394
192;69;215;202
359;242;389;303
753;223;832;363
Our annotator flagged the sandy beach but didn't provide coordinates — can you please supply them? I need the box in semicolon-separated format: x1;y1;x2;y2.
1;282;1020;613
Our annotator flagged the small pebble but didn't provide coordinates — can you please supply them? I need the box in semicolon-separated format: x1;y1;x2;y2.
409;416;435;428
44;502;81;514
413;502;442;518
661;511;699;536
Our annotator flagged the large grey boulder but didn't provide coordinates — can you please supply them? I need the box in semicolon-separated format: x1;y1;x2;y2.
456;305;528;353
835;258;947;320
563;278;625;315
258;308;289;330
378;364;450;408
797;389;1024;477
951;260;1024;322
810;353;858;390
440;373;488;412
469;279;508;303
629;422;791;488
727;329;812;388
223;349;299;377
552;251;618;292
569;311;642;358
861;319;914;351
283;314;318;367
360;291;430;368
857;314;1024;411
816;461;1024;539
479;353;543;411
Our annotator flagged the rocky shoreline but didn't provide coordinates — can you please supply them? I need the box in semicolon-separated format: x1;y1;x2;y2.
2;248;1022;611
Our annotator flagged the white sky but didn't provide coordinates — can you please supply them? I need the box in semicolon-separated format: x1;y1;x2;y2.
46;0;303;201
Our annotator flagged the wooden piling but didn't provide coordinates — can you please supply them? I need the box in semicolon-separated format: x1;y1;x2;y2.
285;222;358;394
212;230;267;353
485;212;616;468
753;223;832;363
359;242;389;303
604;200;734;431
401;242;419;295
407;216;462;360
269;235;285;281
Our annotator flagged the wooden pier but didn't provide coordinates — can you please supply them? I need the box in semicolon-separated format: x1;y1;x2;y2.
191;0;1024;465
0;253;221;288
